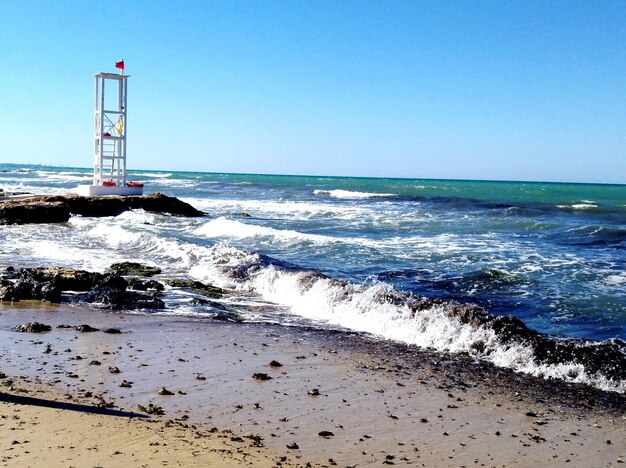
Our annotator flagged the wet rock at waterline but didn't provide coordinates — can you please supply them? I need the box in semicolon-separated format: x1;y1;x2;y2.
107;262;161;277
14;322;52;333
0;265;228;316
0;193;203;225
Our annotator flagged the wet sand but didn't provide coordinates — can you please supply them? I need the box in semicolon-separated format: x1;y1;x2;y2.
1;302;624;466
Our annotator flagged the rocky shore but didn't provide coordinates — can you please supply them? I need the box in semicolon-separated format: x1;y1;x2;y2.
0;193;203;224
1;263;625;466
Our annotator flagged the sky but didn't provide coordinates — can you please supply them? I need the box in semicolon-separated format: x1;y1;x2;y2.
0;1;624;183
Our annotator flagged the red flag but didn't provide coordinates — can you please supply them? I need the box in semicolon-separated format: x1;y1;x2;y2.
115;60;125;71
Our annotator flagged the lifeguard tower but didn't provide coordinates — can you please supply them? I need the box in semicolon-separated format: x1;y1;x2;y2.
77;63;143;196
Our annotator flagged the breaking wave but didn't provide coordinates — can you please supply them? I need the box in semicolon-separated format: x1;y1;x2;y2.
3;209;625;394
314;189;397;199
185;244;626;394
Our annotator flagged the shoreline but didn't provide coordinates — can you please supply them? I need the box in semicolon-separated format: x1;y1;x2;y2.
1;303;624;466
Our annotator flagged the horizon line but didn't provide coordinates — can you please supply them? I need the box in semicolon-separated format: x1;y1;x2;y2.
2;161;625;188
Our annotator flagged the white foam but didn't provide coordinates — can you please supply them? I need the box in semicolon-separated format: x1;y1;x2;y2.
182;197;378;220
605;273;626;286
188;256;626;393
314;189;397;199
0;182;67;195
557;203;598;210
34;170;91;183
233;265;625;393
132;172;173;178
193;217;347;246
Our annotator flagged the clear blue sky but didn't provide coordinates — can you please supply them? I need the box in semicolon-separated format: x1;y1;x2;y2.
1;1;624;183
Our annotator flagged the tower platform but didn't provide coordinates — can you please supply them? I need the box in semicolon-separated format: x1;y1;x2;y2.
76;185;143;196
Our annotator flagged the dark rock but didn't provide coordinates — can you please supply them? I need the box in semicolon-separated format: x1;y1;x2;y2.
252;373;273;381
75;324;99;332
307;388;320;396
0;200;70;225
318;431;334;438
14;322;52;333
3;266;164;312
39;281;62;303
0;193;202;224
269;360;283;368
158;387;174;396
127;292;165;310
107;262;161;277
76;287;164;310
14;280;35;299
246;434;264;447
127;278;164;291
97;273;128;290
0;283;19;302
286;442;299;449
109;366;121;374
163;278;224;298
211;310;243;323
236;212;251;217
15;267;108;292
138;403;164;415
189;298;211;306
80;286;127;308
187;298;241;322
103;328;122;334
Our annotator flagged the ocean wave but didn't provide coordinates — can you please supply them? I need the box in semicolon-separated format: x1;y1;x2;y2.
184;198;370;219
191;247;626;393
34;170;92;183
144;178;197;187
0;182;67;195
193;217;342;245
556;203;598;210
191;216;475;253
131;172;173;178
313;189;397;199
184;244;625;394
5;211;623;393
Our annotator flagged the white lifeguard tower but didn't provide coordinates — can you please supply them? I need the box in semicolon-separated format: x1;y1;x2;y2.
77;64;143;196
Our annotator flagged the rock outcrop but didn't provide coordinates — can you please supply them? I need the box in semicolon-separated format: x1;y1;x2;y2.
1;266;165;310
0;193;202;225
0;201;71;225
108;262;162;277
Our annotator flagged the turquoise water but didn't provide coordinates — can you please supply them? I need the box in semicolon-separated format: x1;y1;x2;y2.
1;163;625;342
1;163;626;392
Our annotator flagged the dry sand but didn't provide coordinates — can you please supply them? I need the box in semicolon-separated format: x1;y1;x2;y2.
1;302;624;467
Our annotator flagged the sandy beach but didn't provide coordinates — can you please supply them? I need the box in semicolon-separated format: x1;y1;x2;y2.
1;302;624;467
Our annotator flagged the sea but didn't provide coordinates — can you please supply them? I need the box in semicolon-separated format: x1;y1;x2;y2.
1;163;625;392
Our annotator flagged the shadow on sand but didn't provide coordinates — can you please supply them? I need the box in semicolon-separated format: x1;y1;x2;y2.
0;391;148;418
